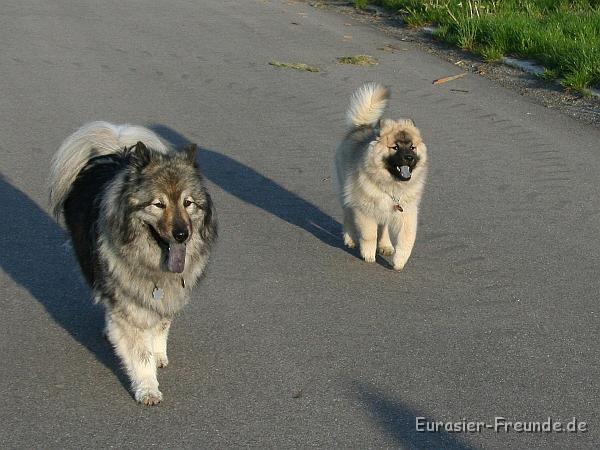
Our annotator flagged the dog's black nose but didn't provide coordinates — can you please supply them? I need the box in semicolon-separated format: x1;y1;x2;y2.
173;229;189;243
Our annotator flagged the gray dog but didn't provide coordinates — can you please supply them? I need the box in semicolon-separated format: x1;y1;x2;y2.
49;122;217;405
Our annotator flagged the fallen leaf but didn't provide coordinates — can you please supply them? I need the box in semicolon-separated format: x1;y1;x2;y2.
337;55;378;66
432;72;467;85
377;43;404;52
269;61;320;72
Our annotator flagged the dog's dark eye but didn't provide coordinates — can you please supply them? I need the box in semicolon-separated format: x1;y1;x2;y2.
394;145;400;151
183;199;193;208
153;202;166;209
409;145;416;151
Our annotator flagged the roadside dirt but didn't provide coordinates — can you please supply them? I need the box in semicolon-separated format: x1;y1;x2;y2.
310;1;600;127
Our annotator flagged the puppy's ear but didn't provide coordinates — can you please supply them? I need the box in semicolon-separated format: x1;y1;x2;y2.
378;118;395;133
126;141;151;169
377;119;396;147
182;143;198;165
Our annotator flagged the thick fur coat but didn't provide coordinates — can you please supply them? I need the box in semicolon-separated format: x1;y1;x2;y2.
335;83;428;270
49;122;217;405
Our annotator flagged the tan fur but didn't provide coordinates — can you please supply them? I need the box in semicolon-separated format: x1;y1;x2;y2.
346;82;391;127
335;83;428;270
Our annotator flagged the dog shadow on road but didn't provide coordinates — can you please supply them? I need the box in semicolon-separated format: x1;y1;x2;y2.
352;381;479;449
0;174;129;392
151;124;345;249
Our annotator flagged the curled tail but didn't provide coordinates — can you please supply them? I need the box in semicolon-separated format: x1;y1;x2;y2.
346;82;390;128
49;121;169;218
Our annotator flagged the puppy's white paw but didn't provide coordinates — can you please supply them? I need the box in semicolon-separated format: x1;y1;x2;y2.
392;254;410;271
343;233;356;249
360;238;377;263
378;246;395;256
155;354;169;369
135;388;163;406
362;253;376;263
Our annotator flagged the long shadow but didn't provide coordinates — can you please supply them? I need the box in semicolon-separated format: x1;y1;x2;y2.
150;124;343;248
353;381;479;449
0;174;129;392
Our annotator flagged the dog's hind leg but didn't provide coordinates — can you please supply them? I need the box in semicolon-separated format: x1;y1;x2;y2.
377;224;394;256
106;313;162;405
354;210;378;263
153;319;171;369
390;208;418;271
342;208;357;249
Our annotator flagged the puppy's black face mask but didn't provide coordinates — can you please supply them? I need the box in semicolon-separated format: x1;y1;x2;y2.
384;139;419;181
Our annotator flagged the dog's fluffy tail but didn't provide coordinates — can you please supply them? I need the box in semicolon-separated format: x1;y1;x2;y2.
49;121;169;218
346;82;390;128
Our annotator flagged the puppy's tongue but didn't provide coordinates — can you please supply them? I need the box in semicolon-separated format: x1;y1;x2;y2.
400;165;411;179
167;243;186;273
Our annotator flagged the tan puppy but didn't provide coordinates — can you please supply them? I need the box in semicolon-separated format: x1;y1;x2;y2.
335;83;428;270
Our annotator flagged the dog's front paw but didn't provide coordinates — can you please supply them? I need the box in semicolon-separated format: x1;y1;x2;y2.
360;249;376;263
135;388;163;406
359;239;377;263
392;253;410;271
378;245;395;256
155;353;169;369
343;232;356;249
362;252;376;263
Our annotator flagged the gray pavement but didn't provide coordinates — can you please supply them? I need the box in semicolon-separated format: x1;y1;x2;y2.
1;0;599;448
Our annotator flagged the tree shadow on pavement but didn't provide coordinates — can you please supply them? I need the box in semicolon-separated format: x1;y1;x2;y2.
150;124;343;249
0;174;130;394
352;381;479;450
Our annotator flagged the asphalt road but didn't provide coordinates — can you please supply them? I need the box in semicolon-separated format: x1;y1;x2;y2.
1;0;599;448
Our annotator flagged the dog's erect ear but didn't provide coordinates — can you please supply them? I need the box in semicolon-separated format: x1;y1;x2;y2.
377;118;395;135
182;143;198;165
127;141;151;169
377;119;396;147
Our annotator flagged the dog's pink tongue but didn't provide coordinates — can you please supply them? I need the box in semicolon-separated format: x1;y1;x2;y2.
400;165;411;179
167;243;186;273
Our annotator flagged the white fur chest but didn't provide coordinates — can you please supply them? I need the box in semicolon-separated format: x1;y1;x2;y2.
345;171;422;224
97;233;208;320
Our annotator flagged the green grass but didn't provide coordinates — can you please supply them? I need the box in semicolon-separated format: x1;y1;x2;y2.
357;0;600;91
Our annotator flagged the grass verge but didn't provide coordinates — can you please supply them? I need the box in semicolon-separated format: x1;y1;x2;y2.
357;0;600;92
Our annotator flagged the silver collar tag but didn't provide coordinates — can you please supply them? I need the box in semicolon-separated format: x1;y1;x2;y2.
152;287;164;301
